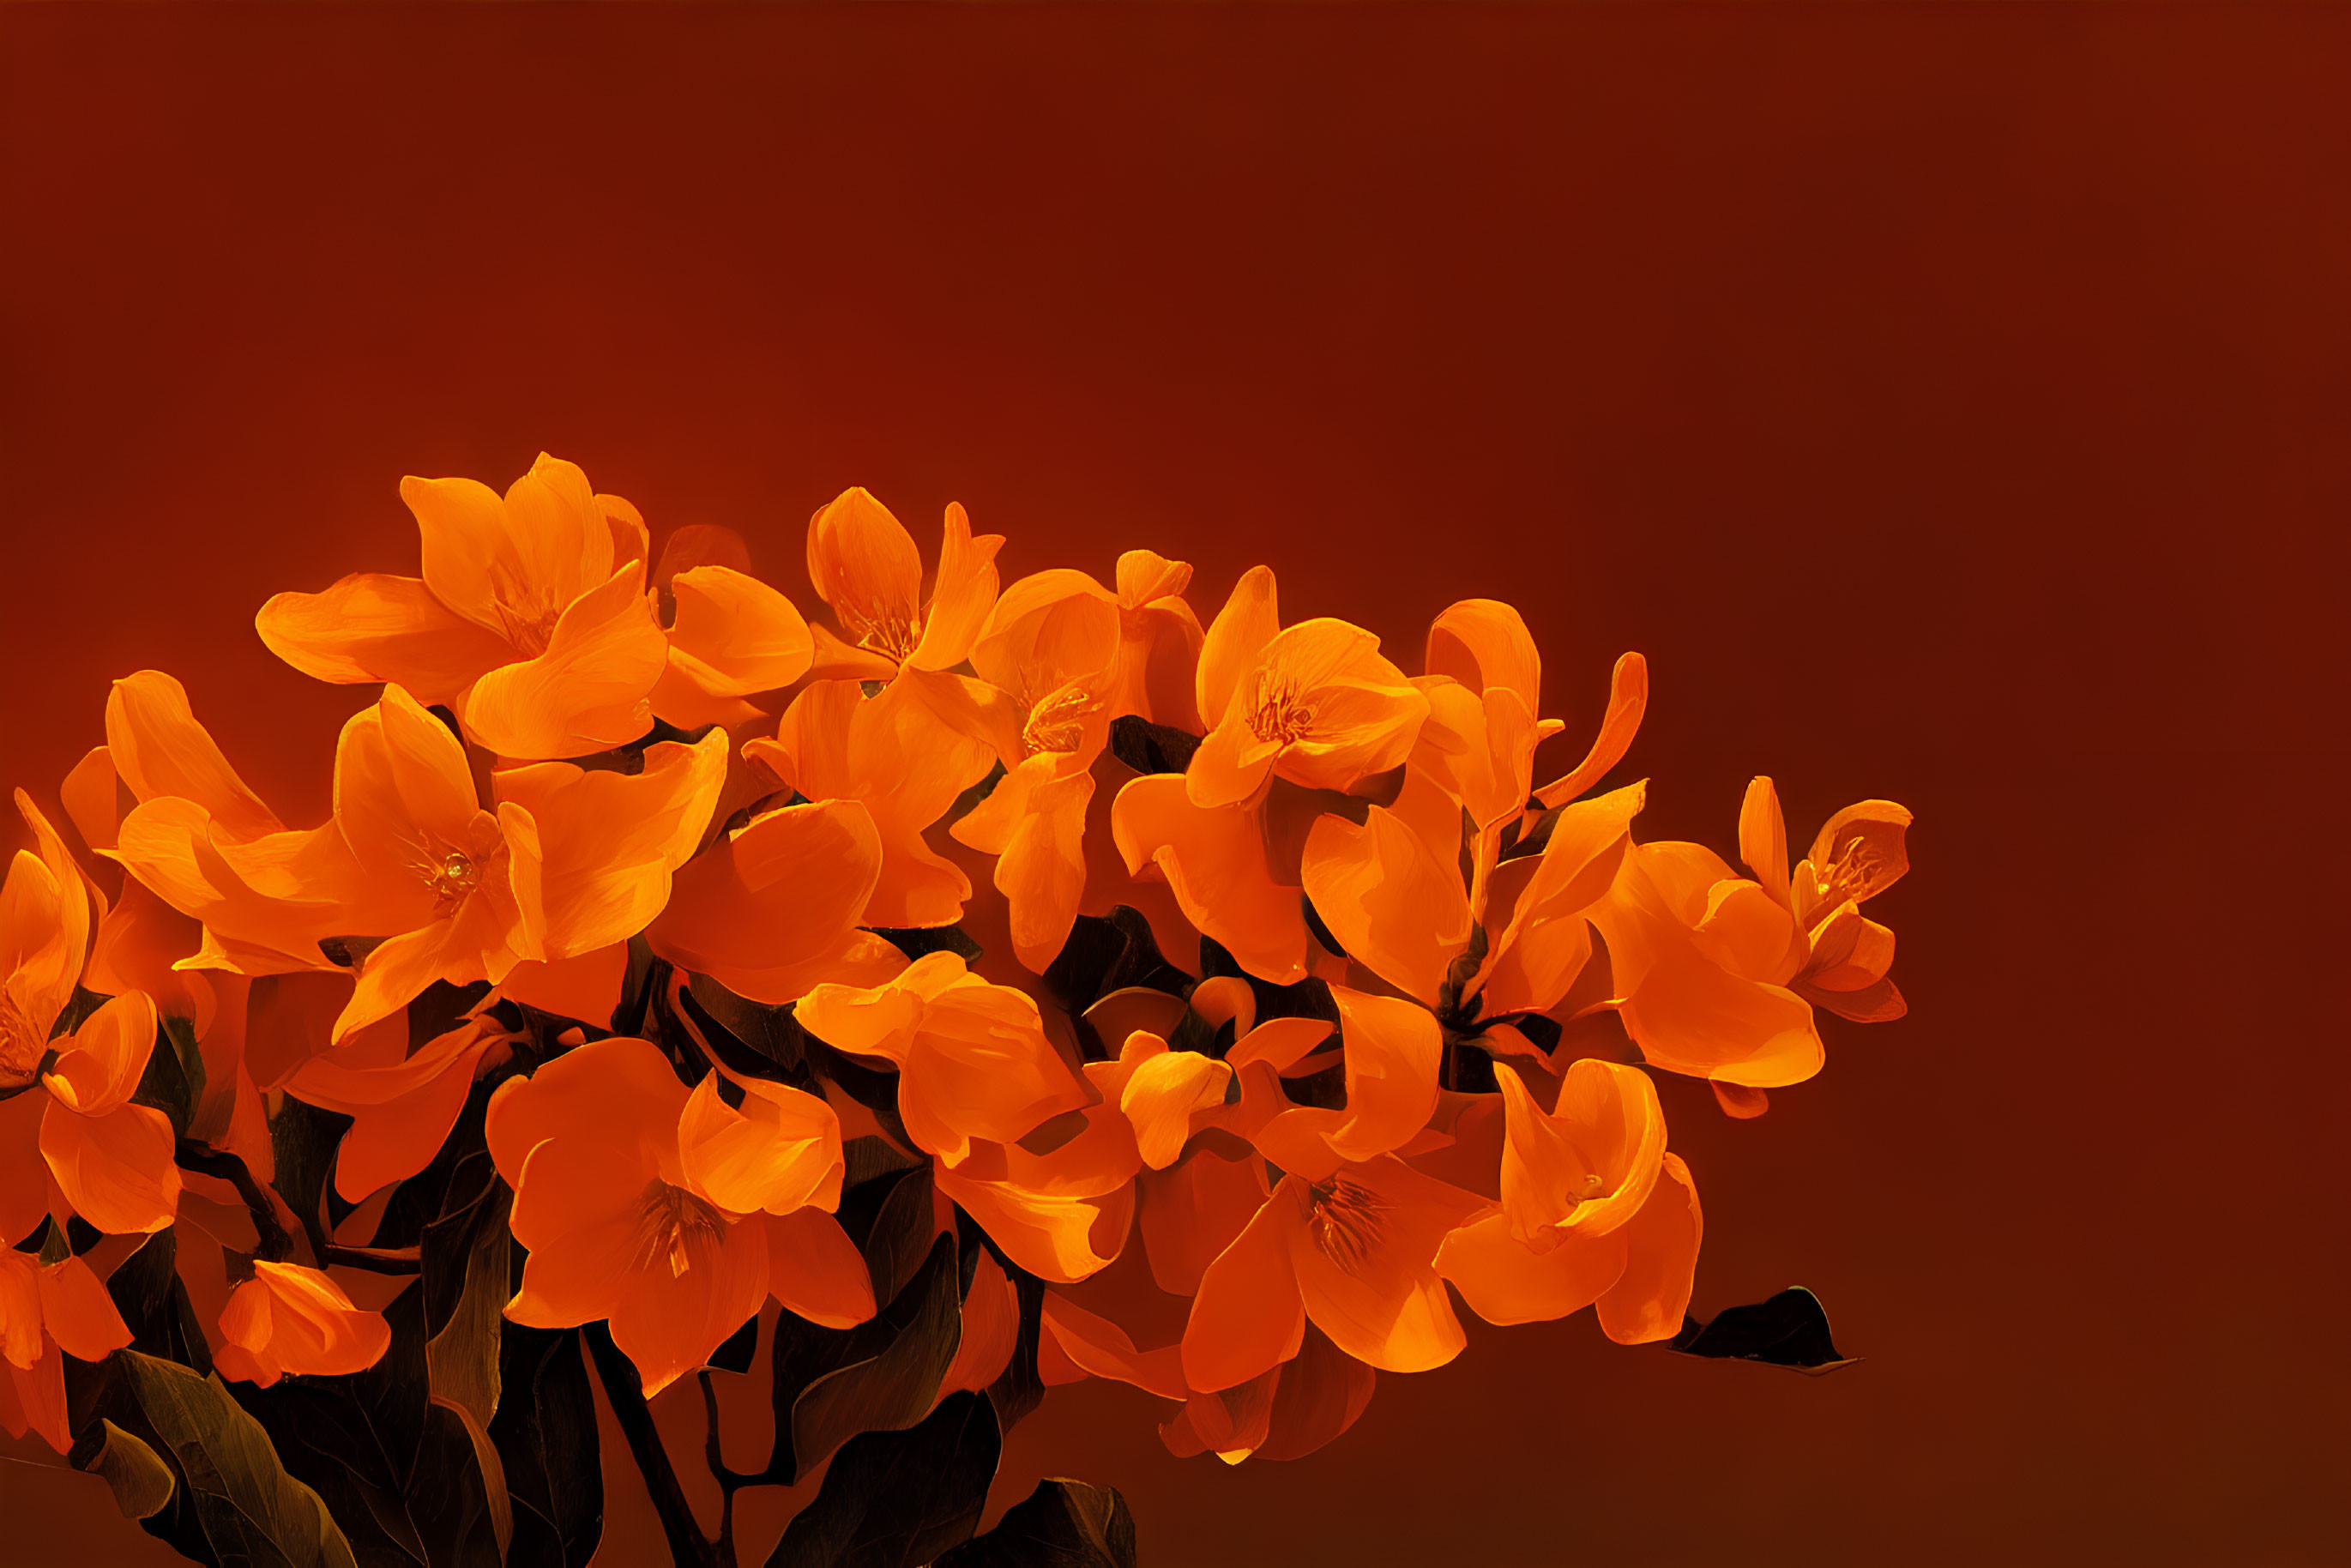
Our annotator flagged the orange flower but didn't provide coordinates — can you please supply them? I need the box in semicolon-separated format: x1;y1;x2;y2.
488;1036;873;1396
0;1243;132;1451
802;486;1001;681
214;1259;394;1386
1178;987;1485;1390
1105;551;1206;732
2;793;179;1239
1437;1060;1702;1342
648;527;817;731
1739;777;1913;1023
257;453;672;760
747;676;1004;930
1186;568;1429;809
949;570;1123;970
646;799;908;1005
796;954;1090;1167
115;682;726;1042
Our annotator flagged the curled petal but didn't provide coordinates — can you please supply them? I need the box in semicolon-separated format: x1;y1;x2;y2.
1496;1059;1665;1242
665;564;814;697
1119;1049;1232;1170
6;792;92;1035
1426;598;1541;710
461;563;668;760
1437;1211;1627;1326
995;769;1094;974
1535;651;1647;808
1040;1291;1189;1400
42;991;159;1118
1195;566;1281;732
935;1163;1131;1285
35;1254;132;1361
1739;775;1792;906
806;486;924;648
907;503;1003;672
1300;779;1471;1008
678;1076;844;1217
1594;1151;1703;1345
104;672;285;838
1805;800;1914;902
216;1261;391;1386
40;1101;179;1235
256;574;517;708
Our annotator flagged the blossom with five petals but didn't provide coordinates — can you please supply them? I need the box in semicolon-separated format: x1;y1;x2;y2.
1179;986;1486;1390
114;681;726;1041
487;1036;874;1396
257;453;671;759
1185;567;1429;809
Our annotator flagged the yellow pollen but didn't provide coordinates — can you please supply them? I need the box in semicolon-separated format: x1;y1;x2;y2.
1819;841;1888;907
419;848;480;910
1558;1172;1608;1209
836;598;923;664
1022;684;1094;756
1245;675;1315;745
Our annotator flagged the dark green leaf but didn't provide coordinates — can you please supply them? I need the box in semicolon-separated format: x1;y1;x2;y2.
71;1417;178;1521
841;1135;921;1191
371;1081;496;1251
133;1014;208;1140
764;1390;1001;1568
775;1233;962;1481
103;1349;362;1568
1673;1287;1857;1373
934;1480;1136;1568
49;984;112;1040
318;936;388;969
612;936;669;1041
102;1227;213;1375
424;1186;515;1560
676;974;811;1086
853;1166;938;1312
1105;715;1200;776
1043;906;1193;1019
271;1094;355;1255
803;1039;913;1150
867;925;986;966
490;1327;603;1568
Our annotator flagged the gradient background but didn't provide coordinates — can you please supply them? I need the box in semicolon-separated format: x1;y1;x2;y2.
3;5;2342;1565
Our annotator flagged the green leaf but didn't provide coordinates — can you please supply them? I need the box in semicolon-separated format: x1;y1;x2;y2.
764;1390;1001;1568
866;925;986;967
490;1327;603;1568
107;1349;361;1568
102;1227;213;1375
1673;1287;1857;1373
1105;715;1200;777
425;1184;514;1559
934;1479;1136;1568
676;974;811;1085
133;1014;208;1139
1042;906;1193;1021
982;1260;1046;1435
270;1094;354;1255
71;1417;178;1521
776;1233;962;1481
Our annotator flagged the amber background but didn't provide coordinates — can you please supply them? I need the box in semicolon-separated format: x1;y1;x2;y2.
3;4;2343;1565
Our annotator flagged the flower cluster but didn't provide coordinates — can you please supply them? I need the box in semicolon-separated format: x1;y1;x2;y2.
1;455;1912;1561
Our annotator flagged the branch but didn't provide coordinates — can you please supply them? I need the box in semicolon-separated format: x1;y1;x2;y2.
173;1143;292;1263
699;1371;742;1568
586;1322;715;1568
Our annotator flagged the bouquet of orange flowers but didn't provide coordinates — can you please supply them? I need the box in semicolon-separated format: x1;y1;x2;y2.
1;455;1913;1567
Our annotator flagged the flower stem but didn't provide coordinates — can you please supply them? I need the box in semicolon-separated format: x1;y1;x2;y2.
173;1142;293;1263
585;1322;716;1568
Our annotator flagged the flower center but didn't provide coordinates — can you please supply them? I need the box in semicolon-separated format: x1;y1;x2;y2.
1556;1171;1608;1211
1021;682;1095;757
836;597;923;665
417;847;481;912
633;1180;726;1278
1305;1174;1390;1274
485;564;566;656
1245;675;1315;746
1815;839;1890;911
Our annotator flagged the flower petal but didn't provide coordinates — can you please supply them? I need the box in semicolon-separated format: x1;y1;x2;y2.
1111;776;1307;986
1195;566;1280;733
665;564;814;697
1535;651;1647;808
1180;1179;1306;1392
461;563;667;760
678;1075;843;1217
35;1254;132;1361
1594;1151;1703;1345
256;574;517;706
1437;1211;1628;1326
39;1100;179;1234
43;992;158;1118
907;502;1002;672
763;1206;875;1329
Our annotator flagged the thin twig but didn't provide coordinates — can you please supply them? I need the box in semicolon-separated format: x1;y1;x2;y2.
586;1323;715;1568
173;1143;292;1263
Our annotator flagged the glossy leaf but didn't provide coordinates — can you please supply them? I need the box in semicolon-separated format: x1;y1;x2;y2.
764;1390;1001;1568
934;1480;1136;1568
1106;715;1201;777
1673;1287;1856;1373
490;1326;604;1568
71;1417;178;1521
